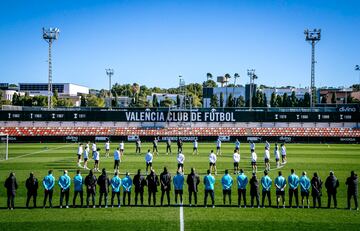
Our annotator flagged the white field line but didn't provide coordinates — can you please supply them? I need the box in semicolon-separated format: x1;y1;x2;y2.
180;205;184;231
0;144;74;161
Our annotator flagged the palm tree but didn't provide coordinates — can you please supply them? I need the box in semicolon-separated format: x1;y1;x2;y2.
206;73;213;81
233;73;240;100
224;73;231;106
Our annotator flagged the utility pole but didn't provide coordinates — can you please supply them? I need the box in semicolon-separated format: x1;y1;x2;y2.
304;29;321;107
43;27;60;109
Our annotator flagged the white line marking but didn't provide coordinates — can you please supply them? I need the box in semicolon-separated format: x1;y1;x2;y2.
0;144;74;161
180;205;184;231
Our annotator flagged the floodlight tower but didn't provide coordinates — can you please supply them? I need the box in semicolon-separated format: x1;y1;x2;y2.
304;29;321;107
43;27;60;109
179;75;186;108
355;65;360;87
106;69;114;109
247;69;257;111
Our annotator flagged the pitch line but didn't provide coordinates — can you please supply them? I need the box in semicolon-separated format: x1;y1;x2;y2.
180;205;184;231
0;143;74;161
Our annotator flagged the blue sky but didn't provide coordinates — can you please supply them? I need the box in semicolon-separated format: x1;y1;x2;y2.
0;0;359;89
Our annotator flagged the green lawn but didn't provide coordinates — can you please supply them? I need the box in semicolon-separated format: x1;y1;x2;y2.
0;142;359;230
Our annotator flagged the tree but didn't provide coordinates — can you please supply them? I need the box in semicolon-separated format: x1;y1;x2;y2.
270;92;276;107
263;93;267;107
53;89;59;100
210;94;218;107
224;73;231;86
290;91;297;107
160;97;174;107
275;95;282;107
203;80;217;88
227;94;234;107
321;94;327;104
152;94;159;107
219;92;224;107
235;96;245;107
176;95;181;107
303;92;311;107
12;92;19;105
331;92;336;104
56;98;74;107
86;95;105;107
80;94;87;107
206;73;213;81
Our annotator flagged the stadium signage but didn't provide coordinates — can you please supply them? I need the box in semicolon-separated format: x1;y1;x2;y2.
338;106;357;112
125;111;235;122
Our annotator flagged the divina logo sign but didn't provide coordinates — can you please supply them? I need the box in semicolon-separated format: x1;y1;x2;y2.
338;107;357;112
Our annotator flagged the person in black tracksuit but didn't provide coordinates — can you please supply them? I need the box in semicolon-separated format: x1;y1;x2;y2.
4;172;18;210
325;171;339;208
97;168;110;207
250;173;260;208
146;169;160;206
160;167;172;206
311;172;322;208
85;170;97;208
187;168;200;206
133;169;147;205
345;171;358;210
25;172;39;208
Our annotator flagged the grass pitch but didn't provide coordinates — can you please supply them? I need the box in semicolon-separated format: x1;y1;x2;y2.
0;142;359;231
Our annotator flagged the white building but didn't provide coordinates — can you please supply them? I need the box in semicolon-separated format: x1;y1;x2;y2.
1;90;25;101
18;83;89;97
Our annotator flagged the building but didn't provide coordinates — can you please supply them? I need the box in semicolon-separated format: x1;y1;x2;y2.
319;88;357;104
18;83;89;97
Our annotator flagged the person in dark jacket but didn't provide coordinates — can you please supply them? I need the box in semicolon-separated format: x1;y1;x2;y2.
146;169;160;206
250;172;260;208
325;171;339;208
160;167;172;206
97;168;110;208
187;168;200;206
345;171;358;210
133;169;147;205
177;138;183;153
4;172;18;210
25;172;39;208
85;169;97;208
311;172;322;208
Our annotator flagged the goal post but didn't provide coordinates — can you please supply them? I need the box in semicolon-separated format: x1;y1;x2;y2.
0;133;9;160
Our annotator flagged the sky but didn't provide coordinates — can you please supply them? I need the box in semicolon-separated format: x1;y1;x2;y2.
0;0;359;90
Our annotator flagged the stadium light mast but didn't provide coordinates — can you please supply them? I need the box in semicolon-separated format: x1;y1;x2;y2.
355;65;360;87
304;28;321;108
43;27;60;109
106;69;114;109
179;75;186;109
247;69;257;111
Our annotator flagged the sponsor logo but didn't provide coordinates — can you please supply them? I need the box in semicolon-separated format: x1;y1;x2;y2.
218;136;230;141
65;136;78;142
127;135;139;141
1;137;16;141
279;136;292;142
160;136;197;141
340;138;356;142
247;137;262;142
95;137;108;141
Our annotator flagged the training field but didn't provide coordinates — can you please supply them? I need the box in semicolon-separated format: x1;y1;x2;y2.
0;142;359;231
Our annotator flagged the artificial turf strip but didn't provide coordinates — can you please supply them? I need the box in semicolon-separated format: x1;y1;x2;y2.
0;142;359;230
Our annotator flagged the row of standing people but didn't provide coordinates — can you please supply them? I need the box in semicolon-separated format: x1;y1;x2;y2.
4;168;358;210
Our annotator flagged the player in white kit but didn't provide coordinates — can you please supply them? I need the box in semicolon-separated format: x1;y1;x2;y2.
233;149;240;174
77;143;83;167
216;138;222;156
105;140;110;158
209;150;217;175
264;147;270;171
193;140;198;155
274;143;280;168
119;141;125;156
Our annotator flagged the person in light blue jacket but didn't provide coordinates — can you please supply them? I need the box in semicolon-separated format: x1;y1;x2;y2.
300;171;311;208
221;169;233;205
275;171;287;208
261;170;272;208
122;172;133;206
43;170;55;208
237;169;248;208
73;169;83;207
173;171;185;205
288;169;299;208
204;169;215;208
58;170;71;208
111;171;122;207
